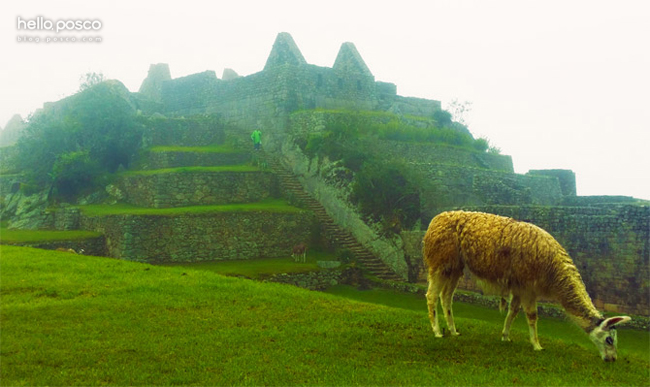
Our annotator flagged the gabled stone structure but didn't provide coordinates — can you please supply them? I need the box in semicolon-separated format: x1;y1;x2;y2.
264;32;307;70
221;68;239;81
138;63;171;103
333;42;373;76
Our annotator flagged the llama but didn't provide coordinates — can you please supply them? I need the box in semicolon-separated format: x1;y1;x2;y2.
291;243;307;263
423;210;631;362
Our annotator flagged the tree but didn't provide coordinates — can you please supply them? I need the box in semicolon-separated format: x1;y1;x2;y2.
79;72;105;92
446;99;473;127
17;81;141;200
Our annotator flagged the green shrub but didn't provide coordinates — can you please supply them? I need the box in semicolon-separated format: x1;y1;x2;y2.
351;159;421;233
432;109;453;127
473;137;490;152
52;151;100;200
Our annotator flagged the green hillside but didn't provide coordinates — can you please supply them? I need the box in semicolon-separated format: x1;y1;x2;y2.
1;245;648;386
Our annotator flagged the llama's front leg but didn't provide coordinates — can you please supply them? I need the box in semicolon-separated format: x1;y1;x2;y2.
440;275;462;336
523;299;543;350
426;274;444;338
502;295;521;341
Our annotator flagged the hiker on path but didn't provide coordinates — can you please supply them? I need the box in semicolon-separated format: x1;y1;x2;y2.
251;129;262;151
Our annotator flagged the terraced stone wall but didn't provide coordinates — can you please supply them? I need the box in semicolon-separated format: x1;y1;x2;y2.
413;164;564;220
374;140;514;172
141;116;226;147
144;151;250;170
118;171;279;208
80;210;315;263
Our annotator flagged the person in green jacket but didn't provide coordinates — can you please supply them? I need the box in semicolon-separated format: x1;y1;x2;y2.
251;129;262;151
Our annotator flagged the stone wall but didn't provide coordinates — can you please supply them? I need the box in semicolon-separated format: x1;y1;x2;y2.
118;171;278;208
141;116;226;148
412;163;564;220
265;270;344;291
159;71;219;114
264;266;368;291
80;210;315;263
288;110;455;139
374;140;514;172
528;169;576;196
143;151;251;170
402;204;650;316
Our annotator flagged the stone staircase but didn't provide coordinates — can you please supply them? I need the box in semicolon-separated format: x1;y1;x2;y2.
262;151;403;281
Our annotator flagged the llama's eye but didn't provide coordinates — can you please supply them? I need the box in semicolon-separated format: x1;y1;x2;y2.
605;336;614;345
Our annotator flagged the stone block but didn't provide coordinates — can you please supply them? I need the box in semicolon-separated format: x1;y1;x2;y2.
317;260;341;269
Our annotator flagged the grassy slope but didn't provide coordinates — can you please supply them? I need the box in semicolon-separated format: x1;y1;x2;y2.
1;245;648;386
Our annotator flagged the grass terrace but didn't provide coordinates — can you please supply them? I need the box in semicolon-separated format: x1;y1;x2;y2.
0;228;102;244
77;198;305;217
160;255;329;279
148;145;243;153
120;165;262;176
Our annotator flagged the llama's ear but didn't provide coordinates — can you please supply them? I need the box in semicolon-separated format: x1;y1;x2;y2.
601;316;631;330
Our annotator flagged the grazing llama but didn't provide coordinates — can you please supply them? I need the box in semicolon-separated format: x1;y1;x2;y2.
292;243;307;263
423;211;631;362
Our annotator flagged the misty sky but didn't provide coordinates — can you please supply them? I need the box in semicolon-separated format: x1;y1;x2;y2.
1;0;648;200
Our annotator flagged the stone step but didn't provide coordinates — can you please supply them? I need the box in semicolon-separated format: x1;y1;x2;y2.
264;152;403;282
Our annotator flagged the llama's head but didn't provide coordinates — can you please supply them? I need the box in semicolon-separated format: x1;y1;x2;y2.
589;316;631;362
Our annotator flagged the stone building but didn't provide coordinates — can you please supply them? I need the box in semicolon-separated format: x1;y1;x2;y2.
137;32;441;150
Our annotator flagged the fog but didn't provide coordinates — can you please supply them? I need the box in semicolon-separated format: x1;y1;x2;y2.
1;0;648;199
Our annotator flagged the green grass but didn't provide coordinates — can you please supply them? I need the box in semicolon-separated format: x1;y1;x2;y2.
0;228;102;244
160;250;338;279
324;285;650;359
121;165;261;176
77;199;305;217
149;145;243;153
1;245;648;386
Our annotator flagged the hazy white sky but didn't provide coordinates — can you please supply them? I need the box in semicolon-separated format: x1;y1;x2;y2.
2;0;648;199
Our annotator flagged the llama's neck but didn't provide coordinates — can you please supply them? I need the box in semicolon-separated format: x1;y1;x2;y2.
553;258;603;332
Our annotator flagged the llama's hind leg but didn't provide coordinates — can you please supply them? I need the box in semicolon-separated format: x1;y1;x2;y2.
440;272;462;336
522;297;543;350
501;295;521;341
426;272;445;338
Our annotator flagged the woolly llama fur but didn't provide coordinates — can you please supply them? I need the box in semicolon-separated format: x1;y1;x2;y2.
423;210;631;361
